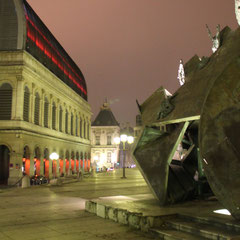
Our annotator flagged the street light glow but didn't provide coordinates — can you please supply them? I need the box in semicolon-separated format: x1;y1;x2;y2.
50;152;59;160
120;134;128;142
127;136;134;144
114;137;121;144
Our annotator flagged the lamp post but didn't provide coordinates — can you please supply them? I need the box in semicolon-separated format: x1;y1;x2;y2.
114;134;134;179
50;152;59;178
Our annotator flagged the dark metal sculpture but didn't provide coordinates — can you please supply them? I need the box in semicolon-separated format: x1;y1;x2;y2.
133;26;240;219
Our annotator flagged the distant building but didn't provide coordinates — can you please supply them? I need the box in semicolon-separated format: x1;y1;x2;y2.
91;101;120;170
0;0;91;185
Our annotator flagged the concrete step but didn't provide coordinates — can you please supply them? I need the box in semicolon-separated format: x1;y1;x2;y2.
160;215;240;240
179;214;240;233
150;227;209;240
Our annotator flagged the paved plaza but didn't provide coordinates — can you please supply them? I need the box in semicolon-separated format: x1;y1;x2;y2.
0;168;155;240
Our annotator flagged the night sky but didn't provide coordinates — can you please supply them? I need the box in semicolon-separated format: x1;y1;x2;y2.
27;0;238;126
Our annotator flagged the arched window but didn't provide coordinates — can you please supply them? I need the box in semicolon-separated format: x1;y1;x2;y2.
52;102;56;130
76;116;78;136
59;106;63;132
71;113;74;135
80;118;82;138
23;86;30;122
44;97;49;128
0;83;12;120
34;92;40;125
65;110;68;133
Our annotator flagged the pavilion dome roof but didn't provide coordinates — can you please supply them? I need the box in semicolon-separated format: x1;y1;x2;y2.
92;102;119;127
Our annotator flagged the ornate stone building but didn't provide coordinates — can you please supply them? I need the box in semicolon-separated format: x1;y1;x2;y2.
91;102;120;170
0;0;92;185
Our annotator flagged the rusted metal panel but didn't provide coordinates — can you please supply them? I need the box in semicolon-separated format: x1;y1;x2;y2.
199;59;240;219
133;123;190;205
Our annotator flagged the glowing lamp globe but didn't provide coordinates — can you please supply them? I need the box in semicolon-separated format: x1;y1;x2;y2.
120;134;128;142
127;136;134;144
50;152;59;160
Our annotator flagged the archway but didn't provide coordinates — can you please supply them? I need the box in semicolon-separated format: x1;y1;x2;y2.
23;146;30;176
0;145;10;185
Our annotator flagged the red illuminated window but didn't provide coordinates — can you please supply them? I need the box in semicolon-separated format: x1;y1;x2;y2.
24;13;87;97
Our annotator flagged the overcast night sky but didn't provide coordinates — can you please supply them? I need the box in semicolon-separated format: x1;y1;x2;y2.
27;0;238;126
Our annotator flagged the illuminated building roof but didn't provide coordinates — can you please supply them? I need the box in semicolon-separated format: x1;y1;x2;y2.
0;0;87;101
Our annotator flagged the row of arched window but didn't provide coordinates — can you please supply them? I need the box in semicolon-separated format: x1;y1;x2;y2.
0;82;90;140
24;86;90;139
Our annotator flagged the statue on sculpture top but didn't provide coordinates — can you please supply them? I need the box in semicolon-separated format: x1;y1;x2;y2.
235;0;240;25
177;59;185;86
206;24;220;53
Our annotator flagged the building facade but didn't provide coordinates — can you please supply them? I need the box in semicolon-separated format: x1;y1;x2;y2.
0;0;92;185
91;102;120;170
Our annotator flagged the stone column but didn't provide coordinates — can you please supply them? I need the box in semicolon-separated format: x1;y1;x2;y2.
31;90;35;123
8;151;23;185
72;111;76;136
77;114;80;137
29;91;33;123
63;108;66;133
13;75;24;120
56;101;60;131
49;94;53;129
82;157;85;173
67;110;71;135
40;90;45;127
80;117;83;138
49;159;53;179
74;159;76;173
40;97;44;127
29;153;35;176
56;159;60;177
40;154;44;176
63;158;66;175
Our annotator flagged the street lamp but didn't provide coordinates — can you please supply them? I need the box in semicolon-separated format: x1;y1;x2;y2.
50;152;59;178
114;134;134;179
